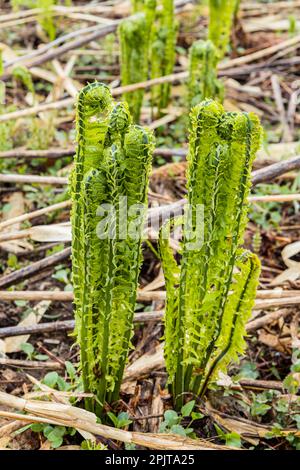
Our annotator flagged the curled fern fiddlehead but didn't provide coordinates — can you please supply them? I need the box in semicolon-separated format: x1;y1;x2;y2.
188;40;223;107
159;100;262;407
71;82;154;414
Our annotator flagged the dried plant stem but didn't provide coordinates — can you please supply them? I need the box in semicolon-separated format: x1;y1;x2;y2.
1;154;299;189
0;200;71;230
0;146;187;160
0;358;63;370
1;30;300;121
0;393;230;450
0;306;293;339
0;311;165;339
1;290;300;310
0;248;71;289
0;174;68;185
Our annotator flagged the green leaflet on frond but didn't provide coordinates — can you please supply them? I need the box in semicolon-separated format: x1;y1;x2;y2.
71;82;154;415
159;218;181;384
107;125;154;401
161;99;262;408
71;83;112;340
188;40;223;107
118;13;150;122
181;101;226;373
199;251;261;394
208;0;237;58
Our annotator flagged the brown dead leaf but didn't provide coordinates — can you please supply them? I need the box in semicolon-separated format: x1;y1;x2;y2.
258;331;286;352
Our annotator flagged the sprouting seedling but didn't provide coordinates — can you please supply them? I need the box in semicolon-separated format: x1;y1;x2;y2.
208;0;238;58
188;39;224;107
159;100;262;408
118;13;151;122
12;66;34;94
71;82;154;415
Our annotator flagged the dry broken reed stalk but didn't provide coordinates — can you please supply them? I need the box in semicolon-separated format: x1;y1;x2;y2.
0;391;233;450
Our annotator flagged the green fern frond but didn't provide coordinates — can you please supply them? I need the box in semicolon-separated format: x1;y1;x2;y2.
71;82;154;415
159;218;181;384
132;0;157;20
160;99;262;407
199;251;260;395
12;0;57;40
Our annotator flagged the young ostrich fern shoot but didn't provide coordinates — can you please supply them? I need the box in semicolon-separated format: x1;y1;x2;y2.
71;82;154;415
188;40;223;107
159;100;262;408
151;0;178;113
119;13;151;122
208;0;237;58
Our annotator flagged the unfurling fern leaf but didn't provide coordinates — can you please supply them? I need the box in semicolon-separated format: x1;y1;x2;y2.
188;40;223;107
71;82;154;415
159;100;262;407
